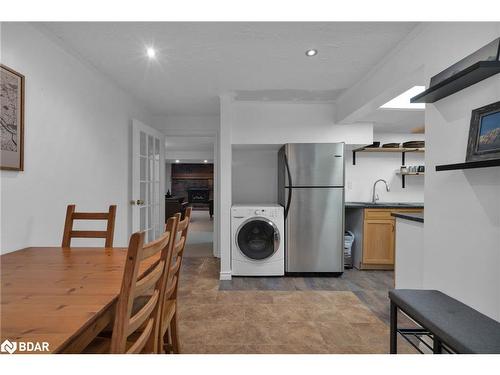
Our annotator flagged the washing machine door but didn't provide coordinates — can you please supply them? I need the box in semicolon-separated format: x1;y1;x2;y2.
237;218;280;260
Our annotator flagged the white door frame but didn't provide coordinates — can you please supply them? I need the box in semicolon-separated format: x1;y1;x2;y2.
164;129;220;258
131;119;166;240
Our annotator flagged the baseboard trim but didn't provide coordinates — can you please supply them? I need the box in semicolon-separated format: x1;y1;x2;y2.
219;271;232;280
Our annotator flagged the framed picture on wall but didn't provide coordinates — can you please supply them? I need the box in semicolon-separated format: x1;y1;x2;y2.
466;100;500;162
1;64;25;171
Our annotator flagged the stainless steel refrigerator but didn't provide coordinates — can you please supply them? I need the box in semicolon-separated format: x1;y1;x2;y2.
278;143;345;275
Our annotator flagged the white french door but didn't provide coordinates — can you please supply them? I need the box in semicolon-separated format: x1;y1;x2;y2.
131;120;165;242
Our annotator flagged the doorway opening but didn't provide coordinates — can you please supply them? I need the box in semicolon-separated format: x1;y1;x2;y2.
165;135;216;258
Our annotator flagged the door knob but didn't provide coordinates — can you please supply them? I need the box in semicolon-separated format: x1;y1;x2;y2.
131;199;145;205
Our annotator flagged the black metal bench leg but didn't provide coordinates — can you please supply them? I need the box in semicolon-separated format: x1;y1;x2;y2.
390;301;397;354
433;337;442;354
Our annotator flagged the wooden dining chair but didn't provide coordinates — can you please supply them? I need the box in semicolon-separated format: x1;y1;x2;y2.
62;204;117;247
83;216;179;354
159;206;192;354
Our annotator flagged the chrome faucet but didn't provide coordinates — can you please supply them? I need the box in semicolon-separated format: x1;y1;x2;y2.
372;179;390;203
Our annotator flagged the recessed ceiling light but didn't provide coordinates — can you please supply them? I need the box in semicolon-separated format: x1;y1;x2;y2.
380;86;426;110
175;159;180;163
305;49;318;57
203;160;208;163
146;47;156;59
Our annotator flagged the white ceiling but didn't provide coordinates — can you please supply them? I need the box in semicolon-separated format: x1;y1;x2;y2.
39;22;418;116
362;108;425;133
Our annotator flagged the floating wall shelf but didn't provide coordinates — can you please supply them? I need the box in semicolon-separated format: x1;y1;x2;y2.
411;61;500;103
396;171;425;188
352;146;425;189
435;159;500;171
352;147;424;166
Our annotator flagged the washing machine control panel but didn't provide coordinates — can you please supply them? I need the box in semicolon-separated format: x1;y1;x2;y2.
232;206;283;219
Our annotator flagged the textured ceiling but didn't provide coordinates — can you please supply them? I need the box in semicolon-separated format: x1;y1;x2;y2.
39;22;418;116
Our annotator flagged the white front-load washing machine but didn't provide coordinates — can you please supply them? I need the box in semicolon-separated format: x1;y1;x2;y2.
231;204;284;276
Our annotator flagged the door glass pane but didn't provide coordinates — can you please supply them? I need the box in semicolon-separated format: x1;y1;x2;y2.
152;205;158;236
140;182;146;201
140;207;146;231
148;135;154;158
144;182;151;205
147;206;152;230
156;204;161;235
140;157;147;181
154;159;160;183
155;138;160;157
154;182;160;204
149;158;154;183
140;132;146;156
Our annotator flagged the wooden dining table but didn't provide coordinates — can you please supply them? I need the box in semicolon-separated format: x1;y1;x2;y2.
1;246;155;354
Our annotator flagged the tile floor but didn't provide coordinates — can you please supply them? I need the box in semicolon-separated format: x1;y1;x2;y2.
176;257;416;354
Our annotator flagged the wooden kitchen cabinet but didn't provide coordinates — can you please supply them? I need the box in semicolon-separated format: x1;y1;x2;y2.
362;219;395;266
359;208;422;270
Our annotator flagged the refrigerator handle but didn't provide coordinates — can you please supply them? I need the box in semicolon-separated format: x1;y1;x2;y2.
284;153;292;219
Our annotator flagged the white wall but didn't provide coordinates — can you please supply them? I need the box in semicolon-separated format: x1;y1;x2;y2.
0;23;152;253
230;132;425;208
345;132;425;202
220;100;374;278
232;146;279;204
231;101;373;145
218;96;232;279
395;218;424;289
341;22;500;321
424;47;500;320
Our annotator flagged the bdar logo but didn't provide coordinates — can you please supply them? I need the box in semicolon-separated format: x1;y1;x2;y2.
1;339;17;354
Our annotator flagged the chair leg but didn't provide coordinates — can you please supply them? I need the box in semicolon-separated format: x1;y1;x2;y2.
161;329;171;354
170;312;180;354
433;337;443;354
390;301;398;354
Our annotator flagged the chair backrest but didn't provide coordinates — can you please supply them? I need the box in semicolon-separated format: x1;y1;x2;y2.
110;215;178;354
163;207;192;304
62;204;117;247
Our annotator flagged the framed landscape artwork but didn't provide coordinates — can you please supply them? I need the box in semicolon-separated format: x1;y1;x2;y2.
466;100;500;162
1;64;25;171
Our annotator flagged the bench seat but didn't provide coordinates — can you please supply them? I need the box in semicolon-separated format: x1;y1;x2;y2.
389;289;500;354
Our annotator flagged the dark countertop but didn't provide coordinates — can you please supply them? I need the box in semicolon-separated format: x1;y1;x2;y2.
391;212;424;223
345;202;424;209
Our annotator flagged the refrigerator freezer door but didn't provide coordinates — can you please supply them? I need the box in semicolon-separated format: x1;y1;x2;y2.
285;143;344;187
285;187;344;273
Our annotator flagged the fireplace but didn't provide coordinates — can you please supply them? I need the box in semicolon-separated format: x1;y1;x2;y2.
188;187;210;203
170;163;213;212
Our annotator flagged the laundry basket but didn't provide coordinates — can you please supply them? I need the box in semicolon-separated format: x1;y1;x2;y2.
344;231;354;269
